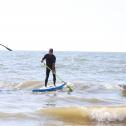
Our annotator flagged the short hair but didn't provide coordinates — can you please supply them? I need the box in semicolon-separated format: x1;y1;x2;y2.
49;48;53;53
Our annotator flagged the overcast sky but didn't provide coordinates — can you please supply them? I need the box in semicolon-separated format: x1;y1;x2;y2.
0;0;126;51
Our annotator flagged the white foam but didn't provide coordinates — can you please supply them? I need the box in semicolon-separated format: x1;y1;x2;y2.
90;108;126;122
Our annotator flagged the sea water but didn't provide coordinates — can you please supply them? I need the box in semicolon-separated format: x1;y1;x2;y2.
0;50;126;126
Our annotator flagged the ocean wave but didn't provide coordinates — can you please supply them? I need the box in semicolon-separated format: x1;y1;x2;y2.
38;106;126;123
62;96;104;103
14;81;42;90
73;82;123;92
0;112;37;120
0;81;124;91
0;106;126;124
0;81;43;90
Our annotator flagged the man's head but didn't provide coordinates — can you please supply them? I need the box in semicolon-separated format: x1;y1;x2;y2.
49;48;53;54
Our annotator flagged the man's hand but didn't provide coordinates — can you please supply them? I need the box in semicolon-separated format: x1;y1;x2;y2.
52;63;55;69
41;59;44;63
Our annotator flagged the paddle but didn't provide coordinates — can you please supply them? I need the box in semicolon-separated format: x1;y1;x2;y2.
41;63;73;92
0;44;12;51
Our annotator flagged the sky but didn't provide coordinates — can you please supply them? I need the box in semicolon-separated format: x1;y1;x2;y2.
0;0;126;51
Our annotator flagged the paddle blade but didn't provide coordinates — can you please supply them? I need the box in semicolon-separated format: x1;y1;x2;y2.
66;82;74;92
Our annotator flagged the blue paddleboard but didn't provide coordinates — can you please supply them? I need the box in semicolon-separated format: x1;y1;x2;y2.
32;83;65;92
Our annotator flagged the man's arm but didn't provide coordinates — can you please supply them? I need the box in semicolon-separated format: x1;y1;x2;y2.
52;56;56;70
54;56;56;64
41;54;47;63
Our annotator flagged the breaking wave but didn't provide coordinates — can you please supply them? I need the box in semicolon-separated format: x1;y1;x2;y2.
1;106;126;124
38;106;126;123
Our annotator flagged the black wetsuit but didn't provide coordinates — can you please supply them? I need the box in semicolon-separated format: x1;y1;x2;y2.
42;54;56;87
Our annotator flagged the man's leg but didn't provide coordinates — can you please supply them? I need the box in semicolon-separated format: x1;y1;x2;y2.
45;68;50;87
52;70;56;86
53;74;56;86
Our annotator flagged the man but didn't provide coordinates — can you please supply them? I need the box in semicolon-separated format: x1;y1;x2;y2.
41;48;56;87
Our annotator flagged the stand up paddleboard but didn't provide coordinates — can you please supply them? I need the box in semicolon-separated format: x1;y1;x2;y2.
32;83;65;92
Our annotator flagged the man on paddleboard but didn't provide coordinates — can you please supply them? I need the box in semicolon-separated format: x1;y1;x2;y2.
41;48;56;87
